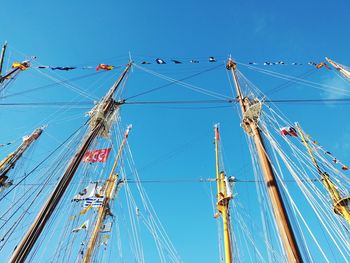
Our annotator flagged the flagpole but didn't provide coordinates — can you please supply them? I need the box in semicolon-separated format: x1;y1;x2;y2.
295;123;350;225
83;125;131;263
214;124;233;263
227;59;303;262
10;62;132;263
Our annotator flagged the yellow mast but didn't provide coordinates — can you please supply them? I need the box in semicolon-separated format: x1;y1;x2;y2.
295;123;350;224
83;125;132;263
325;57;350;81
226;59;303;262
214;124;233;263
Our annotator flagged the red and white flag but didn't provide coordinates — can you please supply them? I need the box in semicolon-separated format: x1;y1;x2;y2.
280;127;298;137
342;165;349;171
83;148;111;163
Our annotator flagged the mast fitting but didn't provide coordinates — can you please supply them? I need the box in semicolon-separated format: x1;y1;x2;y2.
241;98;262;135
226;59;236;70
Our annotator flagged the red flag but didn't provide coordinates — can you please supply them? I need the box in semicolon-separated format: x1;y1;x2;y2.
280;127;298;137
342;165;349;171
83;148;111;163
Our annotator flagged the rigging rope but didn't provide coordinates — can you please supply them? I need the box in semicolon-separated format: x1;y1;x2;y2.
125;63;225;100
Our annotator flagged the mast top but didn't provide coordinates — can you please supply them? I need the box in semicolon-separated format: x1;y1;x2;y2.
226;58;237;71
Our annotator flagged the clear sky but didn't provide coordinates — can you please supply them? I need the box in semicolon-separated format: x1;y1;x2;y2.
0;0;350;262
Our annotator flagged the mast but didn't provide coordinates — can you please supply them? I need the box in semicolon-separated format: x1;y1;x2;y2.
325;57;350;81
0;42;31;85
0;61;29;84
214;124;233;263
10;62;132;263
83;125;131;263
226;59;303;262
0;126;44;187
295;123;350;224
0;41;7;79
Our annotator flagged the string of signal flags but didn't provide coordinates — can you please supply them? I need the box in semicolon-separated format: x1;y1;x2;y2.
8;56;332;72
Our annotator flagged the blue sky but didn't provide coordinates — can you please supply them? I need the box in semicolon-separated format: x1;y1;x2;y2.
1;0;350;262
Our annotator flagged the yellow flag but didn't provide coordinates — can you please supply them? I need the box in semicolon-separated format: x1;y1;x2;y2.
79;203;92;215
11;62;29;71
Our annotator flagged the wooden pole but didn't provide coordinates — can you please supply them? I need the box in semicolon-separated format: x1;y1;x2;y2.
0;127;44;180
10;62;132;263
227;59;303;262
326;57;350;81
214;125;233;263
83;125;131;263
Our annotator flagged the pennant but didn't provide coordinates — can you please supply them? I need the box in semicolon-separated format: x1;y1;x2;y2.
280;127;298;137
263;62;273;66
79;203;92;215
141;61;151;65
96;64;114;71
342;165;349;171
248;62;258;65
190;59;199;64
37;65;50;69
155;58;166;64
11;61;30;71
83;148;111;163
171;60;182;64
209;57;216;62
51;66;76;71
315;62;330;70
72;220;89;232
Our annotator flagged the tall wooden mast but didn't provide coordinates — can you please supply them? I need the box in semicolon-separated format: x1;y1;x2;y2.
0;42;30;85
10;62;132;263
296;123;350;224
83;125;131;263
214;124;233;263
226;59;303;262
0;126;44;187
325;57;350;81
